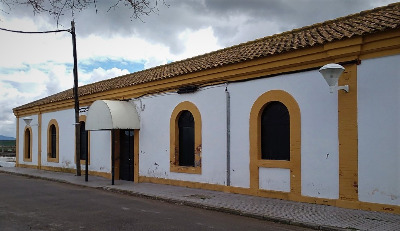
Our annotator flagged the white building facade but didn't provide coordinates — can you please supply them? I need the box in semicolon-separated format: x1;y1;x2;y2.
13;4;400;214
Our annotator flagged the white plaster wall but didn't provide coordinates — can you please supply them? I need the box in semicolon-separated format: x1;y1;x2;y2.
88;130;111;173
259;168;290;192
18;115;39;166
78;108;111;173
358;55;400;206
137;85;228;185
41;109;75;169
137;69;339;198
228;70;340;199
40;109;112;173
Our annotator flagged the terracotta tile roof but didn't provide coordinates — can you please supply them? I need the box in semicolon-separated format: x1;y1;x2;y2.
14;3;400;111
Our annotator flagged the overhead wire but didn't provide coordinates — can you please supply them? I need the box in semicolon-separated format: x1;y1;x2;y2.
0;27;70;34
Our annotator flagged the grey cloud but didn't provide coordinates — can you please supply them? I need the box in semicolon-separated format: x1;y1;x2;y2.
71;0;210;54
202;0;374;46
84;0;384;51
1;1;393;55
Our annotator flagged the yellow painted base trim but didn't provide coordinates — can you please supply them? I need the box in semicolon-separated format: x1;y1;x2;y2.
138;176;400;215
17;163;39;169
17;164;112;179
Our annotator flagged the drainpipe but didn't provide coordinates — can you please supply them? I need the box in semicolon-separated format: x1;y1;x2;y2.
225;84;231;186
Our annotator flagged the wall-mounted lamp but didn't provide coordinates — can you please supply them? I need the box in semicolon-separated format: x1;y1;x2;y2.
23;117;38;126
319;63;349;93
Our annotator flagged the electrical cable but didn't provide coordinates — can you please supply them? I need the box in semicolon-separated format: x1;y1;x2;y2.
0;27;70;34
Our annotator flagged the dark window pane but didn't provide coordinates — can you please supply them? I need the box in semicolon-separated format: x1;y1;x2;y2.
80;122;88;160
178;110;195;166
25;130;30;159
261;101;290;160
51;125;57;158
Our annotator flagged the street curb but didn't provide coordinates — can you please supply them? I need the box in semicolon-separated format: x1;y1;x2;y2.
0;169;102;189
103;187;348;231
0;169;350;231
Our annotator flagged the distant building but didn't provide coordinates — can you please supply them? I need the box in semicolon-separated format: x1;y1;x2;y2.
13;3;400;214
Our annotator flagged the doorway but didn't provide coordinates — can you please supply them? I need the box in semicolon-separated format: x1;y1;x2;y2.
119;130;134;181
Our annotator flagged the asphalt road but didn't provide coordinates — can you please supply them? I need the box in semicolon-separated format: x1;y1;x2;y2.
0;173;312;231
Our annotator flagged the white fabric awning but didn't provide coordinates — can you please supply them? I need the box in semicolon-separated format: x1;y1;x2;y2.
86;100;140;130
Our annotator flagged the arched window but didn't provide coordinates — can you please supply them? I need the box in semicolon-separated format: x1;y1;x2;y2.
50;124;57;158
178;110;195;166
47;119;59;163
170;101;202;174
23;127;32;162
249;90;301;195
261;101;290;160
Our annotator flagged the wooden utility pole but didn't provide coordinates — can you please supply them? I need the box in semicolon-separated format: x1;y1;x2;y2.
71;21;81;176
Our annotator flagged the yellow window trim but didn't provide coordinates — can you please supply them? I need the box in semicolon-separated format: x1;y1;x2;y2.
134;129;140;183
47;119;59;163
38;113;42;168
249;90;301;196
23;126;33;162
170;101;202;174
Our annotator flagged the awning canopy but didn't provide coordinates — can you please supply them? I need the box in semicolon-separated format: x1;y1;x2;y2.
86;100;140;131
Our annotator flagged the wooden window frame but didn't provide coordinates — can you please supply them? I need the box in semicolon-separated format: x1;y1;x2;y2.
170;101;202;174
23;126;33;162
47;119;59;163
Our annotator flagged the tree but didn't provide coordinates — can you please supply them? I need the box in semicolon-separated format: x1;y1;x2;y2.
0;0;166;24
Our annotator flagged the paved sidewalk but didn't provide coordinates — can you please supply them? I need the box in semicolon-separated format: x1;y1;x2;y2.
1;167;399;231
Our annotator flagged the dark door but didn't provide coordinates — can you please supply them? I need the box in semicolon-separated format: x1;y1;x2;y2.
119;130;134;181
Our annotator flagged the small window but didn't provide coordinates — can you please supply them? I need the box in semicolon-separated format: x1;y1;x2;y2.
261;101;290;160
80;121;88;161
170;101;202;174
178;110;195;166
23;127;32;161
50;124;57;158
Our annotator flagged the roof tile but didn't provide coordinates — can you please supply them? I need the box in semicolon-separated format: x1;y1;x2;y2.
14;3;400;111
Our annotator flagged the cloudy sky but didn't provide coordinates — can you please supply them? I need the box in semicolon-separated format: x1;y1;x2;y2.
0;0;398;138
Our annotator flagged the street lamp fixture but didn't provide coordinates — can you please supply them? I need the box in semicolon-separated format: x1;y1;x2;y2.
23;117;38;126
319;63;349;93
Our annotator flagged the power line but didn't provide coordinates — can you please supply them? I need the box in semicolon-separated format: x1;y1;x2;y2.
0;27;70;34
0;22;84;179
